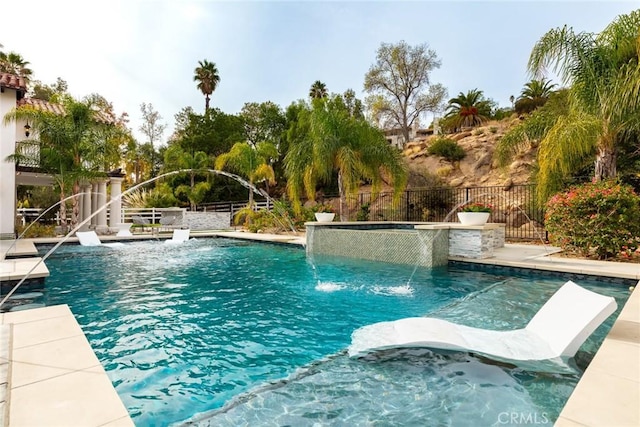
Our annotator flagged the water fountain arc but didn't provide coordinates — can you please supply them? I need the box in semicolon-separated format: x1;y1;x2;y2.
2;191;105;261
0;168;283;309
443;192;552;254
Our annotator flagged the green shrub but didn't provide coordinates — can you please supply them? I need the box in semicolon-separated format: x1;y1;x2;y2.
427;137;466;162
514;97;547;115
234;200;308;232
437;115;461;134
491;107;513;121
545;181;640;259
356;203;370;221
16;222;56;238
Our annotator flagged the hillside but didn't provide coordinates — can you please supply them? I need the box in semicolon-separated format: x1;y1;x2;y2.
402;118;535;189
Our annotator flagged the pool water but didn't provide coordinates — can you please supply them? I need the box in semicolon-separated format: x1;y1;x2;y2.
32;238;629;426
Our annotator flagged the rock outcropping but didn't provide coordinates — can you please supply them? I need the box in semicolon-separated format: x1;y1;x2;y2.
403;118;535;189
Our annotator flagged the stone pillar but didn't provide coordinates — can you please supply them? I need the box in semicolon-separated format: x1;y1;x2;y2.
95;179;108;234
91;182;98;227
109;177;124;229
78;193;83;224
81;183;92;230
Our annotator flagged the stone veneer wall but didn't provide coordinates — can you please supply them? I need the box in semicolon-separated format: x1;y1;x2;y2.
184;212;231;230
494;224;505;248
448;224;505;259
307;226;449;267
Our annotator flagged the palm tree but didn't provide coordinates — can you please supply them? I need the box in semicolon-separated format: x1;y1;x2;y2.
519;78;557;100
444;89;493;130
285;96;407;221
523;10;640;198
215;141;277;206
514;78;557;114
0;51;33;83
163;144;210;210
4;96;117;230
193;59;220;111
309;80;328;99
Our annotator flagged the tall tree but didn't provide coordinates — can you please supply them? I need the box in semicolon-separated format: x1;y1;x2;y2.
239;101;287;147
31;78;69;101
309;80;328;99
139;102;166;178
364;40;447;145
341;88;365;119
444;89;494;130
534;12;640;190
497;10;640;200
285;96;407;221
0;51;33;83
193;59;221;111
171;107;244;157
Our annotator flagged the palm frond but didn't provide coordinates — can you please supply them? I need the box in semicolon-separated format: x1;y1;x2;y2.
536;113;601;200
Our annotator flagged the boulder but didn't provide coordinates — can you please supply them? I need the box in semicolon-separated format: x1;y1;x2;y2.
452;131;472;141
507;210;529;228
472;152;493;173
450;178;465;187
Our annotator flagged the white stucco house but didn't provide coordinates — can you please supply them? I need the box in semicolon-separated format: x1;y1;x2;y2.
0;72;124;239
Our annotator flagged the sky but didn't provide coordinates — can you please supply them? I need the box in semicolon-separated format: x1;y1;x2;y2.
1;0;637;144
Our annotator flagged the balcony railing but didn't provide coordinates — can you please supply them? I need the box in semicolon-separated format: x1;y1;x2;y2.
15;141;41;169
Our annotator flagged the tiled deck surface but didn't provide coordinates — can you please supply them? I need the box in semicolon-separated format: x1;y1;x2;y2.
0;232;637;426
0;240;38;258
1;305;133;426
0;258;49;282
452;243;640;280
556;285;640;427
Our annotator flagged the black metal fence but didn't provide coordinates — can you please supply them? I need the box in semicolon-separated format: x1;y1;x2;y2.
198;184;547;241
323;184;547;241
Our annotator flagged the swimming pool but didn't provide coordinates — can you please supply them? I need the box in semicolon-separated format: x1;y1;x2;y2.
31;238;629;426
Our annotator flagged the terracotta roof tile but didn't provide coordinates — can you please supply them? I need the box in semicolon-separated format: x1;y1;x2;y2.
0;72;27;91
17;97;115;124
18;97;66;115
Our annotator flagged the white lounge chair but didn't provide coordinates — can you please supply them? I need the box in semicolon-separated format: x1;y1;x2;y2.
76;231;125;248
164;228;190;245
348;281;617;367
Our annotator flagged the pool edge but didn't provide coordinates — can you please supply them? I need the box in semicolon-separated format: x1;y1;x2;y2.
13;235;640;426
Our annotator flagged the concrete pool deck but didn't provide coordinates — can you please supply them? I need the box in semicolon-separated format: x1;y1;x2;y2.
0;232;637;426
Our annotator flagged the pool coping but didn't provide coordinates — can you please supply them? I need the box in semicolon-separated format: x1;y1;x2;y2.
0;305;134;426
2;232;638;426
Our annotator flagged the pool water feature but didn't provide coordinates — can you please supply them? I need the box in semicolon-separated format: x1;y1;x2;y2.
35;239;630;426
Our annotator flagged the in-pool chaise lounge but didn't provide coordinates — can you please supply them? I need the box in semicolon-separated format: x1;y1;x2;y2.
164;228;191;245
76;231;125;248
348;281;617;366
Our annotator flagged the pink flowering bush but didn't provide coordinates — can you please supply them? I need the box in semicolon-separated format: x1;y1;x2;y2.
545;181;640;259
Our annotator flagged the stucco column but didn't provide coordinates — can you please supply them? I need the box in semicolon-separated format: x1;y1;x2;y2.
81;183;92;230
78;192;83;224
0;88;18;239
109;177;124;228
91;181;98;227
96;179;108;233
